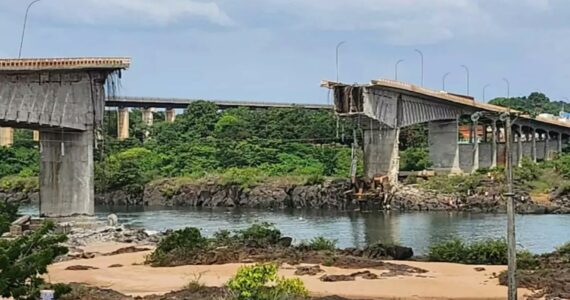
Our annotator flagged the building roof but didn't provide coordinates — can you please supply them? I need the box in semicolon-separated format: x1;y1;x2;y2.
0;57;131;71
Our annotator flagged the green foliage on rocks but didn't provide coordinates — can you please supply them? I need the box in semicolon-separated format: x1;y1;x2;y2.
0;201;18;235
419;174;483;194
303;236;337;252
0;221;68;300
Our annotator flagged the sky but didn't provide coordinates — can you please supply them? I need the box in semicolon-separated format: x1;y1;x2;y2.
1;0;570;104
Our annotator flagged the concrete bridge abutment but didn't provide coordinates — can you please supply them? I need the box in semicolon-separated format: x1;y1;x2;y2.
363;127;400;185
166;108;176;123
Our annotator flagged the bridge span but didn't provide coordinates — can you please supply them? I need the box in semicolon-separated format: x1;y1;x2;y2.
323;79;570;184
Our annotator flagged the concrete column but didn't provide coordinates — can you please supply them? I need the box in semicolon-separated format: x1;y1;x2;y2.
142;108;154;126
363;127;400;185
117;107;129;140
39;129;94;217
544;131;552;161
517;125;523;166
531;128;537;162
558;132;563;153
33;130;40;142
429;119;461;174
165;108;176;123
491;120;498;168
0;127;14;147
472;120;479;173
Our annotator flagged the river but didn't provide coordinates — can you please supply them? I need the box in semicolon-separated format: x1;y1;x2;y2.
20;205;570;255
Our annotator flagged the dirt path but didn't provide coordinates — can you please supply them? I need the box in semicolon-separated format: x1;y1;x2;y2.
46;243;533;300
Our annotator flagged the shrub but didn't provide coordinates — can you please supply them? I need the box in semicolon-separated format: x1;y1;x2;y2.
0;221;68;300
465;239;508;265
428;238;467;263
227;263;308;300
419;174;483;194
400;147;431;171
556;242;570;257
236;223;281;245
306;236;337;251
0;201;19;234
516;250;540;270
147;227;208;265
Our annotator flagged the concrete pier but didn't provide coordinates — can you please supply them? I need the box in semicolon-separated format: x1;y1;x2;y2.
33;130;40;142
428;120;461;174
491;120;498;168
39;130;94;217
363;127;400;185
166;108;176;123
118;107;129;140
0;127;13;147
142;108;154;126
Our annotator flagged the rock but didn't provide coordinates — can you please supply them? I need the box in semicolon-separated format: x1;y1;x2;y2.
277;237;293;247
107;214;119;226
350;270;378;279
108;264;123;268
295;265;324;276
65;265;99;271
319;274;355;282
474;267;486;272
103;246;152;256
363;243;413;260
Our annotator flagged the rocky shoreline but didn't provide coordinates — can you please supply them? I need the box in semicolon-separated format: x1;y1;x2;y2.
3;178;570;214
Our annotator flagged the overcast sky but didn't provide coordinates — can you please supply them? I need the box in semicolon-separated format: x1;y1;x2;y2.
1;0;570;104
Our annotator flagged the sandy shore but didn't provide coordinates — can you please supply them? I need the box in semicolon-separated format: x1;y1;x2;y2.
46;242;533;299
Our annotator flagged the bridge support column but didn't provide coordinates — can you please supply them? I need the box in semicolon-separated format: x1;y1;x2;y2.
428;119;461;174
544;131;552;161
33;130;40;142
531;128;537;162
117;107;129;140
363;127;400;185
558;132;563;153
516;125;523;166
39;129;94;217
491;120;498;168
471;120;479;173
166;108;176;123
0;127;14;147
142;108;154;126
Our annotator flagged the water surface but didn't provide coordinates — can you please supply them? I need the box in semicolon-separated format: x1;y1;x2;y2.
21;205;569;255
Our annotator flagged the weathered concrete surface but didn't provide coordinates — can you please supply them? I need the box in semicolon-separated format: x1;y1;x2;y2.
363;128;399;183
0;127;13;146
118;107;129;140
428;120;460;174
40;130;94;217
165;108;176;123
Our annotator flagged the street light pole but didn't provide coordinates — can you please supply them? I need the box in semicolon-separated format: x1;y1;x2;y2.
503;78;511;99
501;111;517;300
442;72;451;91
461;65;470;95
19;0;43;58
483;84;491;102
335;41;346;82
395;59;404;81
414;49;424;86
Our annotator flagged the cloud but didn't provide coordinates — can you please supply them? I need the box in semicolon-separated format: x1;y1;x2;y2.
37;0;234;27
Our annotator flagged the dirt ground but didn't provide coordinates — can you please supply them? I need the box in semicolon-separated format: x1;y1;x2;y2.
46;242;534;300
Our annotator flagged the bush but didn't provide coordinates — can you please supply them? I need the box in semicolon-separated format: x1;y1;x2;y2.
465;239;508;265
0;221;68;300
517;250;540;270
236;223;281;245
0;201;18;234
147;227;208;266
227;263;308;300
305;236;337;251
0;176;38;192
400;147;431;171
428;238;467;263
556;242;570;257
420;174;483;194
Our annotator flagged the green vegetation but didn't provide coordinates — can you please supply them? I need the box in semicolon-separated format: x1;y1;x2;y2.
489;92;565;117
0;201;18;235
0;221;68;300
302;236;337;251
419;173;485;194
428;238;540;269
227;263;309;300
147;223;283;266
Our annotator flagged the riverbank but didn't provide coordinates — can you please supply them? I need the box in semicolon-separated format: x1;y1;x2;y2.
47;241;532;300
5;176;570;214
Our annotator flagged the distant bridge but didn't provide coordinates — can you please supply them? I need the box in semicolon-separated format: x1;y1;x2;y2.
105;96;333;110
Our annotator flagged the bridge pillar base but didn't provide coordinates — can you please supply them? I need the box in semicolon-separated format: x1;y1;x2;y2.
39;129;94;217
0;127;14;147
166;108;176;123
429;119;462;175
363;127;399;185
118;107;129;140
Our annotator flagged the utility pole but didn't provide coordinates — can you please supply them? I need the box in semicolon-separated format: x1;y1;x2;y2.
414;49;424;86
395;59;404;81
442;72;451;91
501;111;517;300
335;41;346;82
461;65;470;95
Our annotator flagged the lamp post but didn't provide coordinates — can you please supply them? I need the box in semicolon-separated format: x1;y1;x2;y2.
395;59;404;81
442;72;451;91
414;49;424;86
335;41;346;82
503;78;510;99
19;0;43;58
461;65;470;95
483;84;491;102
